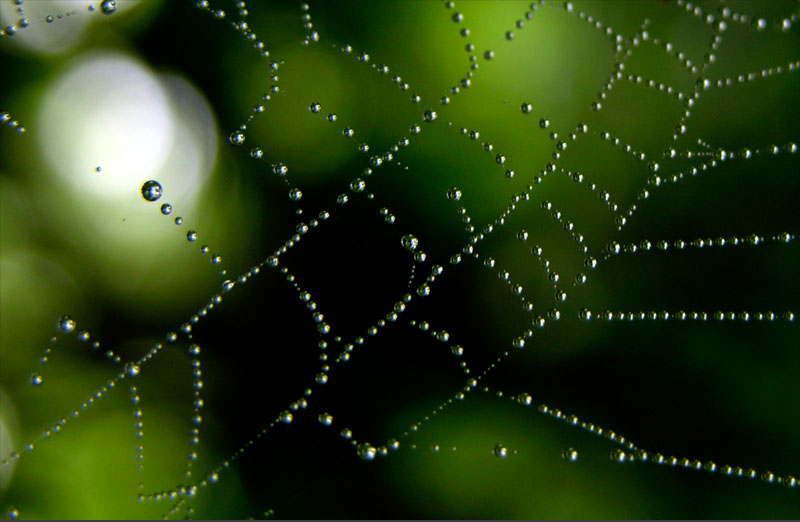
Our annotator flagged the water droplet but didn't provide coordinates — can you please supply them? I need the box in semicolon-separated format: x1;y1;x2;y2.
350;178;366;192
289;188;303;201
124;362;141;378
401;234;419;251
31;373;43;386
160;203;172;215
308;102;321;113
279;410;293;423
562;447;579;462
611;449;627;462
357;442;377;461
493;444;508;458
7;508;19;520
228;130;245;145
446;187;462;201
422;109;437;122
521;102;532;114
58;315;76;333
318;413;333;426
539;118;550;129
250;147;263;159
140;180;163;202
186;230;197;242
100;0;117;15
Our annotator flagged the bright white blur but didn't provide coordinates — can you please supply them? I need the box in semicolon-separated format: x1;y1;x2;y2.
38;52;175;199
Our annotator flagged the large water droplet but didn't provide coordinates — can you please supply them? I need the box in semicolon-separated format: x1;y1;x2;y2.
124;362;141;378
401;234;419;251
100;0;117;15
58;315;76;333
229;130;245;146
357;442;377;461
562;447;579;462
141;180;163;202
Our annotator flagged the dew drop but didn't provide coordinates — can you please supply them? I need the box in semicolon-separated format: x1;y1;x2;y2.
493;444;508;458
279;410;293;424
124;362;141;378
422;109;437;122
100;0;117;15
446;187;462;201
308;102;321;113
401;234;419;251
611;449;627;462
521;102;533;114
7;508;19;520
272;163;289;176
228;130;245;146
562;447;579;462
31;373;43;386
289;188;303;201
140;180;163;202
58;315;76;333
357;442;377;461
349;178;366;192
160;203;172;215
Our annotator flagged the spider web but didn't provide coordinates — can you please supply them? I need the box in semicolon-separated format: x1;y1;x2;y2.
0;0;799;518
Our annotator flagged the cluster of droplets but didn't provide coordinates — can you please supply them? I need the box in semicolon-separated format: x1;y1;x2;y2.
6;1;800;519
139;181;227;276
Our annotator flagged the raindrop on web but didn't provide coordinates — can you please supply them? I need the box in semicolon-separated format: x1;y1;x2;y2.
357;443;377;461
100;0;117;15
229;130;245;145
58;315;76;333
401;234;419;251
30;373;43;386
562;447;579;462
140;180;163;202
493;444;508;458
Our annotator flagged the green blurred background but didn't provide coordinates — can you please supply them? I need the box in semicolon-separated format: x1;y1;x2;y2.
1;0;799;518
